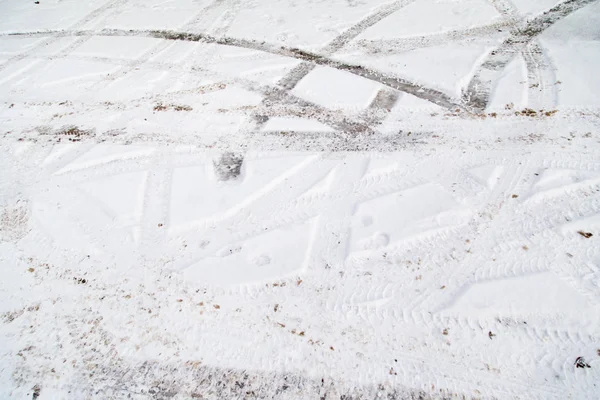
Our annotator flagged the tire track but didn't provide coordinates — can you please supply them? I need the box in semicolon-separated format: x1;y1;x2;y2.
0;0;129;73
5;47;376;134
423;175;600;312
241;83;375;134
168;156;329;271
427;163;600;305
522;41;558;109
333;307;567;397
168;159;429;274
179;0;240;35
320;0;416;55
333;302;599;376
85;0;238;94
248;0;417;132
16;123;432;152
464;0;596;110
361;88;400;127
349;20;515;54
403;162;529;311
3;20;467;116
400;310;598;348
553;257;600;306
487;0;559;109
306;159;369;271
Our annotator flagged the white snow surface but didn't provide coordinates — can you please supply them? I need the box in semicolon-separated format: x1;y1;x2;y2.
1;0;600;399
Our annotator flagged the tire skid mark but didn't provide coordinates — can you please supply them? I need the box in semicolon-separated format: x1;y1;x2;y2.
434;256;551;311
448;198;600;308
433;311;600;347
9;146;600;398
464;0;596;110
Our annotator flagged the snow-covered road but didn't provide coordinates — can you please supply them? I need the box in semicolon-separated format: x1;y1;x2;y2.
1;0;599;398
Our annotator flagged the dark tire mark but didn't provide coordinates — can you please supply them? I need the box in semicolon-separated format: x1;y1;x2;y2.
362;88;400;126
4;28;466;113
464;0;596;110
251;84;375;134
251;0;415;131
369;88;400;111
4;53;373;135
320;0;416;55
276;62;316;91
350;21;514;54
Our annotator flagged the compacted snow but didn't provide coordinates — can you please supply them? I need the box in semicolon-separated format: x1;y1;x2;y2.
1;0;599;399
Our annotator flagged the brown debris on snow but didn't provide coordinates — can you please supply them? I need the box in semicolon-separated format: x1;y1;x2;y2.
577;231;593;238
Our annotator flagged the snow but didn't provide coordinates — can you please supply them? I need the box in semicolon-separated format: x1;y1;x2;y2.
292;66;381;109
357;0;502;39
486;55;528;111
446;271;593;314
1;0;600;399
71;36;164;60
339;40;497;98
540;41;600;107
262;117;336;133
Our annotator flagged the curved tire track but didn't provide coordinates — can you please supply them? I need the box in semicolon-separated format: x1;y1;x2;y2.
3;26;467;113
464;0;596;110
350;20;515;54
